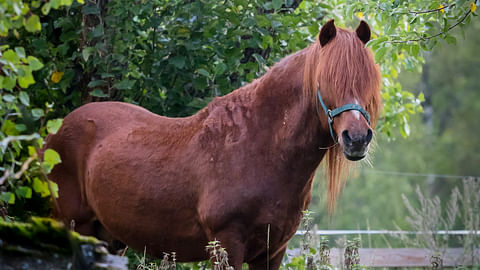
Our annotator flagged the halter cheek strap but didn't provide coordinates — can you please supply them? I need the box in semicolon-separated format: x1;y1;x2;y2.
317;89;371;141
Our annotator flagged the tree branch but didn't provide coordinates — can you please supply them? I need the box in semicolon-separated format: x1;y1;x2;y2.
389;9;472;44
0;156;36;185
377;3;456;15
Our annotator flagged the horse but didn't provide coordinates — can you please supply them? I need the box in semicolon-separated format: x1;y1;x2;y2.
45;19;381;269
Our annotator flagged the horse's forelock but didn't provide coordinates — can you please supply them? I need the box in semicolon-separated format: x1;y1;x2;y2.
303;27;382;211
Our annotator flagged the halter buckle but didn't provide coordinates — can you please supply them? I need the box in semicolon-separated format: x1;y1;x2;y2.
327;110;333;125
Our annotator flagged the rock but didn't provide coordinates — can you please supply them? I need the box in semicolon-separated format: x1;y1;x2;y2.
0;217;127;269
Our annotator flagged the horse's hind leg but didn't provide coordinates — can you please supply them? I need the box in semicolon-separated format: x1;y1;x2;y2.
46;121;97;237
49;162;96;236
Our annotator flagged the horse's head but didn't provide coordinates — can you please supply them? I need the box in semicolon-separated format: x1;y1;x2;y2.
305;19;381;161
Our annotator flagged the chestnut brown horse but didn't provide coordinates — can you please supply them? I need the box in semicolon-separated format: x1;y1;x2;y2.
45;20;381;269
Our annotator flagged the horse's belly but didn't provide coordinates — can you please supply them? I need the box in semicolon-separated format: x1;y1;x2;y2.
94;196;209;260
119;226;209;261
85;148;208;260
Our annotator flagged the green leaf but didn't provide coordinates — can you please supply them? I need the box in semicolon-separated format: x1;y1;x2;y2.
14;47;26;58
187;97;212;109
44;149;61;166
456;0;467;8
27;56;43;70
28;146;37;156
18;72;35;88
255;15;270;27
213;62;227;75
15;124;26;132
19;91;30;106
82;47;95;61
3;49;19;63
3;94;16;103
25;15;42;32
49;181;59;198
1;120;18;135
271;20;282;29
445;35;456;45
411;45;420;57
261;35;273;49
418;92;425;102
31;108;44;120
41;2;52;15
401;116;410;138
3;75;16;90
16;186;32;199
272;0;283;10
366;36;388;50
375;47;388;63
82;4;100;15
32;177;50;197
89;89;109;97
0;192;15;204
87;80;106;87
113;79;135;90
47;119;63;134
197;68;210;77
170;56;185;69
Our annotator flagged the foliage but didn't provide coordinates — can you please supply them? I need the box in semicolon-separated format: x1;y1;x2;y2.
283;211;334;269
71;0;327;116
135;249;177;270
0;0;86;218
344;238;360;269
327;0;478;137
206;239;233;270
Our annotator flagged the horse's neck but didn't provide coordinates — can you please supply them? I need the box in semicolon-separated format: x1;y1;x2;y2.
248;50;329;183
195;49;329;190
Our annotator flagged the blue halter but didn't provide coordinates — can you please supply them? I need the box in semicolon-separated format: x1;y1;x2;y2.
317;89;371;141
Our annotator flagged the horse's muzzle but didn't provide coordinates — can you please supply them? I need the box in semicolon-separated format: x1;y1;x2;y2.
341;129;372;161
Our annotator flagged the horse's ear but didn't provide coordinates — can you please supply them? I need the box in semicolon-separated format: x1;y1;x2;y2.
355;20;371;44
319;19;336;47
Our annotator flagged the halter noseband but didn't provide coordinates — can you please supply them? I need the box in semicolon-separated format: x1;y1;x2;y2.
317;89;371;141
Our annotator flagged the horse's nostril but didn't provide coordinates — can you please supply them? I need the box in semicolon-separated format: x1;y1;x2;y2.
365;129;373;144
342;130;352;145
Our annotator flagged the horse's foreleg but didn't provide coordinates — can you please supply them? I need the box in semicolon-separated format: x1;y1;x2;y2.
248;246;286;270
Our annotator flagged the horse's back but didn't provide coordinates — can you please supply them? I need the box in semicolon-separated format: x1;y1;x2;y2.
61;101;165;134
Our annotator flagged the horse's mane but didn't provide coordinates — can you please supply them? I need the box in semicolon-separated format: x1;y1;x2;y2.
303;27;382;211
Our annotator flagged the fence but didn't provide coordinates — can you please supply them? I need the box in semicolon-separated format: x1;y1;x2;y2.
290;230;480;267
